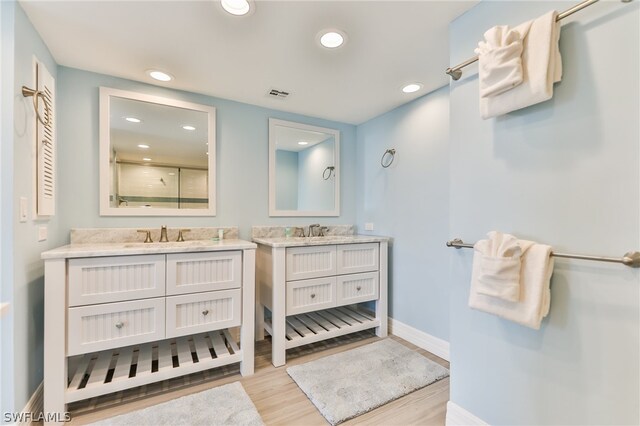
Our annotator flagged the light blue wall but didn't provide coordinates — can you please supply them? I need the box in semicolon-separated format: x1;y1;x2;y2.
298;138;335;211
0;1;68;415
275;149;299;210
57;67;357;239
356;86;450;341
449;1;639;424
0;0;15;417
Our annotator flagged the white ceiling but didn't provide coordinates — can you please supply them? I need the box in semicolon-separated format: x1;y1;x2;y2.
110;97;209;167
274;124;333;152
20;0;478;125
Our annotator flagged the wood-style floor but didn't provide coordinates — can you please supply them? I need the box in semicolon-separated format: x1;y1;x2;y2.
68;332;450;425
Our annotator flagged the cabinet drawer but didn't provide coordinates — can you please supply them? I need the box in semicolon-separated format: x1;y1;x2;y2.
167;251;242;295
336;272;379;306
166;289;241;338
68;255;165;307
286;277;336;315
337;243;379;275
286;245;336;281
68;298;165;356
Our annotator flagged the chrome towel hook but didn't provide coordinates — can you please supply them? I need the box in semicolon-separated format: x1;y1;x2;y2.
381;148;396;168
323;166;335;180
22;86;51;126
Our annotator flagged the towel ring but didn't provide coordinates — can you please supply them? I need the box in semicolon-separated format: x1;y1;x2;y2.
323;166;335;180
381;148;396;168
22;86;51;127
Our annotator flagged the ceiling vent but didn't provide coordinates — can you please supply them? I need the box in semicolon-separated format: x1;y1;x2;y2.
268;88;290;99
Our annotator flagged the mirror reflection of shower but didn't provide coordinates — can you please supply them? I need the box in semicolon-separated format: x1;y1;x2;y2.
114;161;208;209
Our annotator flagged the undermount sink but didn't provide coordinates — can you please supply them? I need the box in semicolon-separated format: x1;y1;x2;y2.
284;236;353;242
122;240;214;248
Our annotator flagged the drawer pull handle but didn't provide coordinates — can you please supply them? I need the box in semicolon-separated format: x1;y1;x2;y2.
202;309;210;316
356;286;362;291
115;321;124;329
310;293;316;299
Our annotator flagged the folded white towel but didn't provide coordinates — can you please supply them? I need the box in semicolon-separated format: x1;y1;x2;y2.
475;24;529;98
469;233;554;330
474;231;525;302
479;10;562;119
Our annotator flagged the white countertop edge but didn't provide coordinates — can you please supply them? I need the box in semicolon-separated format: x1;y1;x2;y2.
252;235;390;248
42;239;257;260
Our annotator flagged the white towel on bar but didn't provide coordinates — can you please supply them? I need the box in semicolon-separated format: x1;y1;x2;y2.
478;10;562;119
475;24;529;98
474;231;525;302
469;232;554;330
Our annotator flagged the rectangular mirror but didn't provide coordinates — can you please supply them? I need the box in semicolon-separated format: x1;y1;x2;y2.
99;87;216;216
269;118;340;216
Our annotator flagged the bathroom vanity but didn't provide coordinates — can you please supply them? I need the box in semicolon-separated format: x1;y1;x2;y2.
253;234;389;366
41;233;255;421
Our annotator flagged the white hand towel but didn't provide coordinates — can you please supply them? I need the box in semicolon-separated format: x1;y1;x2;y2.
475;24;529;98
474;231;526;302
480;10;562;119
469;235;554;330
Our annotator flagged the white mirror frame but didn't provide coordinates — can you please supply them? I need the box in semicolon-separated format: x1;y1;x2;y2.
268;118;340;217
99;87;216;216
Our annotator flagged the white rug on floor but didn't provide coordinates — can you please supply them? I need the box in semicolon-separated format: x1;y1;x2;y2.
91;381;263;426
287;338;449;425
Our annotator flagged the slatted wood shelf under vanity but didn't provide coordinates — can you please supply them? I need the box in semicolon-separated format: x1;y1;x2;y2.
264;305;380;350
66;329;241;403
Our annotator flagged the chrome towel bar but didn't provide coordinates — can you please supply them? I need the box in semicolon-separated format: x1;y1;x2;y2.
446;238;640;268
445;0;633;81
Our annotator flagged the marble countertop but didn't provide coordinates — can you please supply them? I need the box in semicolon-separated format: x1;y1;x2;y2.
252;235;390;248
41;239;257;260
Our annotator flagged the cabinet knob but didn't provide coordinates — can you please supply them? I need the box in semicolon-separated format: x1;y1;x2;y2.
310;293;316;299
202;309;209;316
356;286;362;291
115;321;124;329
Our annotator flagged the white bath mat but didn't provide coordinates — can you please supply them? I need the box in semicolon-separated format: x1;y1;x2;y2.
91;381;263;426
287;338;449;425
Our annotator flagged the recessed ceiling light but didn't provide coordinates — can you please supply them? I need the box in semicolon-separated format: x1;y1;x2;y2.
221;0;250;16
319;30;346;49
137;144;150;149
182;125;196;131
298;141;309;146
143;157;152;161
402;83;423;93
147;70;173;82
168;172;176;176
125;117;141;123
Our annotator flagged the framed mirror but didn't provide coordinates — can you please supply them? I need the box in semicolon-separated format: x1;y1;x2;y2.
99;87;216;216
269;118;340;216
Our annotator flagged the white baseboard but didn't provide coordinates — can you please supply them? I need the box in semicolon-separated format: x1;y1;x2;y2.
19;381;43;426
388;317;450;361
446;401;489;426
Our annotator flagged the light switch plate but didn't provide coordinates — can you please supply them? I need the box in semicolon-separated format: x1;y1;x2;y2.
38;226;47;242
364;222;374;231
19;197;28;222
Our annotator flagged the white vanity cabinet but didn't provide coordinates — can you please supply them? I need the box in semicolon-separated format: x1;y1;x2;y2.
254;237;388;367
42;240;256;424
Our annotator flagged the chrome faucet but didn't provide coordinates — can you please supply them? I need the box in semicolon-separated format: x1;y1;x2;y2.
308;224;321;237
159;226;169;242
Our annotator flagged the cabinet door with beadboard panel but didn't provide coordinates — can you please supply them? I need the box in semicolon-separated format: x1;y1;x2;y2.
286;276;336;315
285;245;337;281
165;289;242;338
336;243;379;275
68;255;166;307
166;251;242;295
336;271;379;306
68;297;165;356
